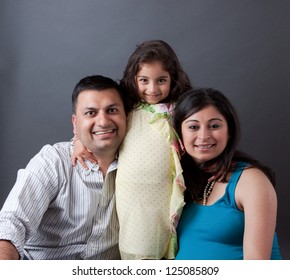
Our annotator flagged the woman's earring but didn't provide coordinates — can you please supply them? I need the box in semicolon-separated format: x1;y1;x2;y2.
179;139;185;156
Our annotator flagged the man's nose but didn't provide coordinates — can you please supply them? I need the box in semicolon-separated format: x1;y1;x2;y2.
97;112;110;126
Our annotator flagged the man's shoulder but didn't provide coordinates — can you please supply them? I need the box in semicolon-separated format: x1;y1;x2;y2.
37;141;71;161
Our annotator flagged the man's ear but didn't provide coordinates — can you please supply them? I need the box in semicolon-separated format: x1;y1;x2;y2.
72;114;77;135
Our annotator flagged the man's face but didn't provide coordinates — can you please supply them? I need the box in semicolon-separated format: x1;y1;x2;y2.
72;89;127;158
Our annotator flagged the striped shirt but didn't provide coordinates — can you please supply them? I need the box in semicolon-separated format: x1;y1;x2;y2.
0;142;120;259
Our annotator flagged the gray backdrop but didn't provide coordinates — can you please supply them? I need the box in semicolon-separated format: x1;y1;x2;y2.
1;0;289;259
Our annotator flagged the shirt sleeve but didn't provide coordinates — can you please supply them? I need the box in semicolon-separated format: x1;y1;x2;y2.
0;144;65;258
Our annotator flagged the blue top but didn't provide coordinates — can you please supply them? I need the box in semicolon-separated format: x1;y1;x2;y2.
175;162;282;260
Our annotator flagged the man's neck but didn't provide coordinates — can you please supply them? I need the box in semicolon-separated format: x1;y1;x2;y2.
95;154;116;177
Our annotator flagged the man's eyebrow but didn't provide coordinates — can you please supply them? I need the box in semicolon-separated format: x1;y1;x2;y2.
83;106;97;111
106;103;122;108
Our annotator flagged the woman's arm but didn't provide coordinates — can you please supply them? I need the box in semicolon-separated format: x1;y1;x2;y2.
235;168;278;260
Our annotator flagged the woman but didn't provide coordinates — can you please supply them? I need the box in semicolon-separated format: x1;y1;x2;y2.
173;88;282;260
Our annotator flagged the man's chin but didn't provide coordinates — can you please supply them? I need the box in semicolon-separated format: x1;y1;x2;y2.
92;142;119;154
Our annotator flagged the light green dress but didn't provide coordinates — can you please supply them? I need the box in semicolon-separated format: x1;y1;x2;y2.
115;102;185;259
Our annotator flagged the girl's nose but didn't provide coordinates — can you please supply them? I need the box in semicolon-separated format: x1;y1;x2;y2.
147;82;158;94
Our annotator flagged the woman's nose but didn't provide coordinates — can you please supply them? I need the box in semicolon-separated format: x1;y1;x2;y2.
197;128;210;140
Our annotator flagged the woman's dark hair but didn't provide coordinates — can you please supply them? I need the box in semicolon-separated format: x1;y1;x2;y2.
173;88;275;201
120;40;192;110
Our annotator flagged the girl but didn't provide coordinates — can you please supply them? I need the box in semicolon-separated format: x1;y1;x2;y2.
173;88;282;259
73;40;192;259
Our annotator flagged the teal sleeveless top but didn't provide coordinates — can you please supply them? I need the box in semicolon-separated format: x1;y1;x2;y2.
175;162;282;260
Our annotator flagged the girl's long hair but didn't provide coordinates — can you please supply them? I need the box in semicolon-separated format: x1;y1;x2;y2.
120;40;192;111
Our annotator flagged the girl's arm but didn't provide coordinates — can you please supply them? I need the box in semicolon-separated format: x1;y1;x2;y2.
236;168;278;259
71;135;98;169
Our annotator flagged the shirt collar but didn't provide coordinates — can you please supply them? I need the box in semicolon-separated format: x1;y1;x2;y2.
77;157;118;175
70;142;118;174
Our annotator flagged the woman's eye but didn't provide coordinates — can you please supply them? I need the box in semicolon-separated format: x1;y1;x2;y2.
210;123;221;129
157;78;167;84
189;125;199;130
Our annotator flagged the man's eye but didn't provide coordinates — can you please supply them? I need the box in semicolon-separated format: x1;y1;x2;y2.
85;111;95;116
108;108;118;114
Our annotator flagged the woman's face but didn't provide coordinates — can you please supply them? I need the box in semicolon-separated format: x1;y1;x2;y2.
181;105;229;164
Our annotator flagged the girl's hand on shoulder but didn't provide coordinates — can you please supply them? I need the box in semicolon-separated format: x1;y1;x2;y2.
71;137;98;169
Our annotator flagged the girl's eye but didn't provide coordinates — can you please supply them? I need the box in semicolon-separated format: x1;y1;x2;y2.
139;78;148;83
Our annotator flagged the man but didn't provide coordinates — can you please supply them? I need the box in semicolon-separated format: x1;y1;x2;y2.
0;75;127;259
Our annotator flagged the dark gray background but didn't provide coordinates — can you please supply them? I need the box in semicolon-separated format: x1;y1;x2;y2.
1;0;289;259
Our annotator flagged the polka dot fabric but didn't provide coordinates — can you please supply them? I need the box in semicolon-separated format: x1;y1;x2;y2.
116;103;185;259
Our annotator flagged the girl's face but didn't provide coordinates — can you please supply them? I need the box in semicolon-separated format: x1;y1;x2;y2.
181;105;229;164
135;61;171;104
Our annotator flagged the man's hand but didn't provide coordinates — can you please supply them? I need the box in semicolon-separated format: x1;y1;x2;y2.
0;240;20;260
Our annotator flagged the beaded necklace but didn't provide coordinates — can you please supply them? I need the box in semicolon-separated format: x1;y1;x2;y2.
202;180;216;205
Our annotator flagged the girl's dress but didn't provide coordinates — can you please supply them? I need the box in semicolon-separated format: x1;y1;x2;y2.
115;102;185;259
175;162;282;260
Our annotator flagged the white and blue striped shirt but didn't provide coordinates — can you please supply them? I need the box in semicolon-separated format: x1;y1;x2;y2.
0;142;120;259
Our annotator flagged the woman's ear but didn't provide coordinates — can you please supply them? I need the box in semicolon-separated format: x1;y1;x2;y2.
179;139;185;156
